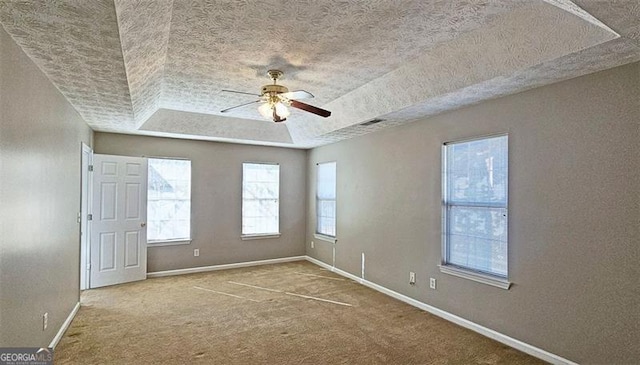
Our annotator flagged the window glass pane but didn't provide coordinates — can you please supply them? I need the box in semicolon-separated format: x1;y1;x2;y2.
317;162;336;199
447;136;507;205
317;200;336;236
242;163;279;235
318;216;336;237
319;200;336;218
447;206;507;277
444;135;508;278
316;162;336;236
147;158;191;242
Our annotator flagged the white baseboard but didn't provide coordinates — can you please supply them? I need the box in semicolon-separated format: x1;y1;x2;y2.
49;301;80;349
305;256;577;365
147;256;307;278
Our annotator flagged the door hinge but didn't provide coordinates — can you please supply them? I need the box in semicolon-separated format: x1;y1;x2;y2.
88;214;93;221
87;263;91;270
88;165;94;172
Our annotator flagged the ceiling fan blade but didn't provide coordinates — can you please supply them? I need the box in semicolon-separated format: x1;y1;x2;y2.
280;90;314;100
221;89;261;97
220;100;261;113
290;100;331;118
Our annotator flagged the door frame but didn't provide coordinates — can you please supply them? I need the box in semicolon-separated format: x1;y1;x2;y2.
80;143;93;290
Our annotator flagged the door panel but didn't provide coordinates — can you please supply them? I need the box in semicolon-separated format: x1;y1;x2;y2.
125;183;141;219
126;162;141;176
91;154;147;288
124;231;140;267
101;161;117;175
99;232;116;271
100;182;117;220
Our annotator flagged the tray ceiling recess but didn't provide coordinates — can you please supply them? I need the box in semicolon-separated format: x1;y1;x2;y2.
0;0;638;148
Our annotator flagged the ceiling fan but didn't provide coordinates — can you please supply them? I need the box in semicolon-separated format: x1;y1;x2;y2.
220;70;331;123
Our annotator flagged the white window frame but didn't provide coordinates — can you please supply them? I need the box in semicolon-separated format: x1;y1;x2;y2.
147;157;192;246
440;134;511;289
241;162;280;239
315;161;337;243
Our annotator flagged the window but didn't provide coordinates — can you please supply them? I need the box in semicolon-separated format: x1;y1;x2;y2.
316;161;337;238
147;158;191;243
242;163;280;237
442;135;509;287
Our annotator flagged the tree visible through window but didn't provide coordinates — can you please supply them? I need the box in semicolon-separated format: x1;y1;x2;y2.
443;135;508;277
147;158;191;242
242;163;280;236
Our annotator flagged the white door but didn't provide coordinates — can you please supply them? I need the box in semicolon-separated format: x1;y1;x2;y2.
90;154;147;288
80;143;93;290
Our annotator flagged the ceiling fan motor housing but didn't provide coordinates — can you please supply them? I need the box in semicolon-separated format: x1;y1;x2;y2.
261;84;288;96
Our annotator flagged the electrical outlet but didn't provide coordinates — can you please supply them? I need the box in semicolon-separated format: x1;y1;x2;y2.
409;272;416;285
194;249;200;257
429;278;437;290
311;241;314;249
43;313;48;331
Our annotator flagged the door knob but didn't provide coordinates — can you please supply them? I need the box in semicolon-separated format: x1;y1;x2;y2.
141;222;147;227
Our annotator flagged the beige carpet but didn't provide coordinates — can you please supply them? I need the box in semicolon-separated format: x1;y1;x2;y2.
55;261;545;364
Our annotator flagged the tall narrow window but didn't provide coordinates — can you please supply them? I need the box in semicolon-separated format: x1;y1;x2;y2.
316;161;337;238
242;163;280;236
147;158;191;243
442;135;508;283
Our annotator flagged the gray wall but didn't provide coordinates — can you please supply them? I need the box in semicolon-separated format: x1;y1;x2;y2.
306;63;639;364
94;133;307;272
0;27;93;346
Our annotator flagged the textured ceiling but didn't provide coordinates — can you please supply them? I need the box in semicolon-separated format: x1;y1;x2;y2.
0;0;638;148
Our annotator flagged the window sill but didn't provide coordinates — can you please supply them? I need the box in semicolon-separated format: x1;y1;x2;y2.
147;239;192;247
314;233;337;244
438;265;512;290
241;233;281;241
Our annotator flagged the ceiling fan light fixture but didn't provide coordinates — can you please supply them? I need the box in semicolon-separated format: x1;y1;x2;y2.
258;102;273;119
258;101;290;122
274;102;290;118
